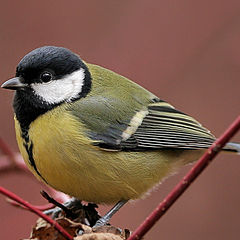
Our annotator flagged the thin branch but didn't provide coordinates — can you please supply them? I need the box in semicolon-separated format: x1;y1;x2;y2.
0;186;73;240
0;137;17;164
128;115;240;240
7;198;53;211
0;136;30;173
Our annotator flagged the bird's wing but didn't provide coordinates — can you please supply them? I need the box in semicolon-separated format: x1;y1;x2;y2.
120;99;216;150
70;95;216;151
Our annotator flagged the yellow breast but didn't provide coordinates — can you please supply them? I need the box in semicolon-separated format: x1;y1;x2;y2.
15;105;204;204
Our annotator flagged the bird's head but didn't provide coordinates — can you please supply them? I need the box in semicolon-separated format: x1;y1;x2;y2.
2;46;92;106
1;46;92;129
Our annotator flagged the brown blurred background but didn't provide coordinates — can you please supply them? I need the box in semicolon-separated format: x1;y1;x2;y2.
1;1;240;239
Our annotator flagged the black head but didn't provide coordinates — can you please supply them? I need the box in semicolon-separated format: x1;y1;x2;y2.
1;46;92;130
16;46;84;84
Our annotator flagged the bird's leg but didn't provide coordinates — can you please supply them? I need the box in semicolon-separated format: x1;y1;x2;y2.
93;200;128;228
44;197;82;219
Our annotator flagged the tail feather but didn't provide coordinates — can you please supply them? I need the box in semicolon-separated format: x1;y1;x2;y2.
224;142;240;154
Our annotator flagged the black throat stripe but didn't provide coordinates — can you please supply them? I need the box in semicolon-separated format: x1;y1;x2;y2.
21;127;47;183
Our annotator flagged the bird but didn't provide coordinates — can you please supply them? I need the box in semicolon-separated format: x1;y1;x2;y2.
2;46;240;226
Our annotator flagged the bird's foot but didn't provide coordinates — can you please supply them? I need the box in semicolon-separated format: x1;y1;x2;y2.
92;200;128;228
44;197;82;219
93;215;110;228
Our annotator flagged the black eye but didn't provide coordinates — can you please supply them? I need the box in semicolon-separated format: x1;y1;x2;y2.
40;72;52;82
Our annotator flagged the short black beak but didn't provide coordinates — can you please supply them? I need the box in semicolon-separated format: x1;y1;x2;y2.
1;77;27;90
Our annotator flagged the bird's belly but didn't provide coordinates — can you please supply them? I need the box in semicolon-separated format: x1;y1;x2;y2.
15;112;204;204
31;146;203;204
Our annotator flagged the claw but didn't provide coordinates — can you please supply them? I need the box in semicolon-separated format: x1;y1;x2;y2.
93;216;109;228
43;198;82;219
92;200;127;228
44;206;64;218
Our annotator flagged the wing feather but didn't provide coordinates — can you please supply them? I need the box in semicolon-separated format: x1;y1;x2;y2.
121;100;216;150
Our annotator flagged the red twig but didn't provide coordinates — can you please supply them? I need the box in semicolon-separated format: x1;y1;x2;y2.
7;198;54;211
0;186;73;240
128;115;240;240
0;137;29;173
0;137;17;164
0;153;30;173
7;190;70;211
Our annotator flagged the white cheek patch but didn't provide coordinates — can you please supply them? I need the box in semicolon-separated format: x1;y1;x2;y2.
31;68;85;104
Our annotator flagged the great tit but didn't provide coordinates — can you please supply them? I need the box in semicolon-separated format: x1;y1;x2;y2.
2;46;240;226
